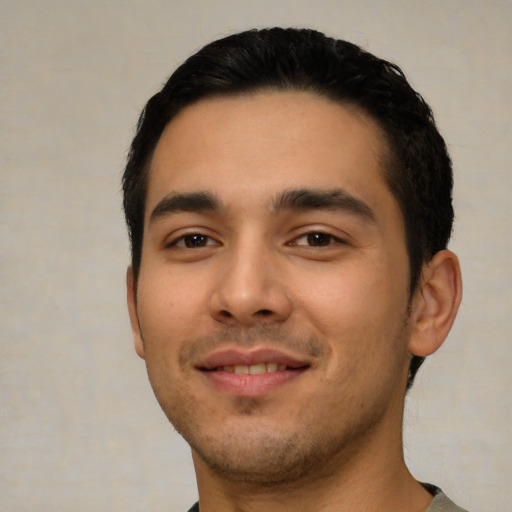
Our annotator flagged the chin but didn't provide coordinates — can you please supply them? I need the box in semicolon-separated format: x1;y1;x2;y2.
185;416;370;487
192;430;321;485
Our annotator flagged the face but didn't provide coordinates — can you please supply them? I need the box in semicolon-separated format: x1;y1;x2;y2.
128;91;415;484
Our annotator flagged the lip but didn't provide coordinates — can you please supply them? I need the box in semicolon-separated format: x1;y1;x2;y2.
197;347;311;397
198;347;310;370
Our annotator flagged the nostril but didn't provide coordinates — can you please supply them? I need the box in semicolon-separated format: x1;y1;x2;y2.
257;309;273;316
220;310;233;318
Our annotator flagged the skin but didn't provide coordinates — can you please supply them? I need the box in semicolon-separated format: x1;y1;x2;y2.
127;91;462;512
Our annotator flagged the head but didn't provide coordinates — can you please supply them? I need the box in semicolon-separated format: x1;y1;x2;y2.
123;27;454;389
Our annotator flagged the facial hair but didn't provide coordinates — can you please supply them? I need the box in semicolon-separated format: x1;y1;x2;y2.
144;320;410;488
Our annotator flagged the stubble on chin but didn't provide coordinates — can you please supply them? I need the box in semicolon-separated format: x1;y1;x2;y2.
188;409;385;491
192;427;325;487
150;318;411;488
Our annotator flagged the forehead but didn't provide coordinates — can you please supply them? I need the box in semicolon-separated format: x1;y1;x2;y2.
146;91;394;219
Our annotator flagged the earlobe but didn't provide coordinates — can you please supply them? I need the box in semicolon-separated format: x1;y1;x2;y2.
408;250;462;357
126;266;146;359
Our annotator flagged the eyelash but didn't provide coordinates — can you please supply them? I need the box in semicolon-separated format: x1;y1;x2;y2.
168;233;219;249
167;230;344;250
290;232;344;248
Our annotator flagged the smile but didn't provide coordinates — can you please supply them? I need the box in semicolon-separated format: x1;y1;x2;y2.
197;348;311;397
211;363;288;374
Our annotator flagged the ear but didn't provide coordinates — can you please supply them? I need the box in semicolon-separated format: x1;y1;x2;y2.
408;250;462;357
126;266;146;359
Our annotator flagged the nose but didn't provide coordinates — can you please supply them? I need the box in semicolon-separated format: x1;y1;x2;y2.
209;241;293;327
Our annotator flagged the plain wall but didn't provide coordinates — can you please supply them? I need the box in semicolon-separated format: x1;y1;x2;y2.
1;1;511;511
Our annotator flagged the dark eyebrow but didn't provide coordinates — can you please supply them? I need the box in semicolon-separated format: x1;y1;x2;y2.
272;188;376;222
150;191;220;222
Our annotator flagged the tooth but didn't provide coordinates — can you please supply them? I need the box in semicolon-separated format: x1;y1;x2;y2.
228;363;288;374
266;362;278;372
249;363;267;375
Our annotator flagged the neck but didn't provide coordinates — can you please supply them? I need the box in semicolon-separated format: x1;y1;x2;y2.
192;418;432;512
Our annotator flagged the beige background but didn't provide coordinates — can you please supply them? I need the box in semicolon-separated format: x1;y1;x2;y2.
1;1;511;511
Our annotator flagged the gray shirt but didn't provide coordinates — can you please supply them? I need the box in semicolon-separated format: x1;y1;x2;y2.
426;486;469;512
186;485;469;511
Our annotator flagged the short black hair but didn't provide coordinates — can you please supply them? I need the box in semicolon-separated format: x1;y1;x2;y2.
122;27;454;388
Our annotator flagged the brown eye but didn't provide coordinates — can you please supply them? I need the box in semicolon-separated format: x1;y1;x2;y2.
292;232;341;247
306;233;332;246
170;233;218;249
182;234;210;248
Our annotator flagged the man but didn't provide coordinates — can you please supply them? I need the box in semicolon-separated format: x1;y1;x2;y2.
123;28;465;511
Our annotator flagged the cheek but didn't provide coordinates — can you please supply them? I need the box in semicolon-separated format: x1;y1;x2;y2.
293;259;409;362
138;269;207;328
136;272;208;370
296;261;401;323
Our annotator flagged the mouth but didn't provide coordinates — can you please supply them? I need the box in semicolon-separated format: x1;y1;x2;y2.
204;362;305;374
197;349;311;397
